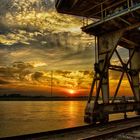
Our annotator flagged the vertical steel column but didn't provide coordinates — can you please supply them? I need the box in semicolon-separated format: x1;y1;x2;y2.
130;49;140;101
98;31;123;104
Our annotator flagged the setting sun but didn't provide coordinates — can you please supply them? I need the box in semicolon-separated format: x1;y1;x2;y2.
68;89;76;95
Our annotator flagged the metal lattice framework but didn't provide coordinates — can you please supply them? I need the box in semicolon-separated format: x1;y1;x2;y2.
55;0;140;123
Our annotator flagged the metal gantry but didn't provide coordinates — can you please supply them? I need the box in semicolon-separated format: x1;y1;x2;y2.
55;0;140;123
84;32;140;123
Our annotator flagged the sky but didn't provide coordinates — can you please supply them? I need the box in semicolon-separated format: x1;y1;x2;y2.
0;0;132;97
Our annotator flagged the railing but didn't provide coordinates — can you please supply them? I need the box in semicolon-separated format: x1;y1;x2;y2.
83;0;140;27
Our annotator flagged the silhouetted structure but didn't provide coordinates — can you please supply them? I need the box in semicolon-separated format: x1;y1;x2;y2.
56;0;140;123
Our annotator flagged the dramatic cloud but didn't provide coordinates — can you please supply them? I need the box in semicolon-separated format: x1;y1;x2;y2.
32;71;44;82
0;0;129;96
0;61;33;82
0;0;94;70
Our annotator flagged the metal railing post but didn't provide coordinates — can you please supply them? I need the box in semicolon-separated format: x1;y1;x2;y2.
127;0;130;9
101;3;104;20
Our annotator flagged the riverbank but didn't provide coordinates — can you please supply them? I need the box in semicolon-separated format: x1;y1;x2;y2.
0;96;89;101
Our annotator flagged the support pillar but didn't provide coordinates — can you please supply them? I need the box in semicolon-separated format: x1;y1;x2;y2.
130;49;140;101
98;31;123;104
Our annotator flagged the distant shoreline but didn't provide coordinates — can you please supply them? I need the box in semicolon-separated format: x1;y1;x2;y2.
0;94;134;101
0;96;89;101
0;99;88;101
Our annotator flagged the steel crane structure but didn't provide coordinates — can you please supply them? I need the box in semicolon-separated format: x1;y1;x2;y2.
55;0;140;123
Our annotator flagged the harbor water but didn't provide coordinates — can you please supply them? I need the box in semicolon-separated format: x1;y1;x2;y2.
0;101;136;138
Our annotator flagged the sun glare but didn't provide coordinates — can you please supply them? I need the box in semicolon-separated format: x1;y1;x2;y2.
69;89;75;95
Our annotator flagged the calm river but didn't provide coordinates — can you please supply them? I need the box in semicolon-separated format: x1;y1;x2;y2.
0;101;136;138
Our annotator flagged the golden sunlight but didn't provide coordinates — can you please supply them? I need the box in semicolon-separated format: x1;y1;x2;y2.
68;89;76;95
31;61;47;67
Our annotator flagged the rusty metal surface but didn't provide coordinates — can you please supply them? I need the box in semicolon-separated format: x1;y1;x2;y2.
95;102;140;114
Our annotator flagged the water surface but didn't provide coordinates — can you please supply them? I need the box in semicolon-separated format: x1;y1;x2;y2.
0;101;136;138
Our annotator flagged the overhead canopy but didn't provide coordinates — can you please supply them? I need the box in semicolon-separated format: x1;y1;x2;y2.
55;0;126;18
56;0;140;49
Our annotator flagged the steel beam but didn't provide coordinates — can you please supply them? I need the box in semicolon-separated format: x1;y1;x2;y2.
85;101;140;123
55;0;140;124
98;31;123;104
130;49;140;101
95;102;140;114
